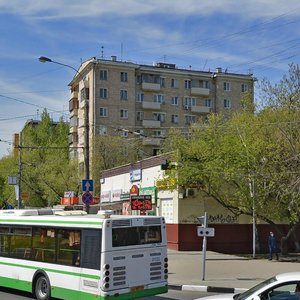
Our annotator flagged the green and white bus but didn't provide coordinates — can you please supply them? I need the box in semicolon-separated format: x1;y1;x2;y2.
0;209;168;300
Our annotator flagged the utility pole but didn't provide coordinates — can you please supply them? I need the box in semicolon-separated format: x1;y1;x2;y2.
18;136;22;209
39;56;90;212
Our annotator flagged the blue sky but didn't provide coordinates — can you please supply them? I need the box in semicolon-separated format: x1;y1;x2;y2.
0;0;300;158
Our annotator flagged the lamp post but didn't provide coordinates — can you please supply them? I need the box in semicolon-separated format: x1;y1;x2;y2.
38;56;90;181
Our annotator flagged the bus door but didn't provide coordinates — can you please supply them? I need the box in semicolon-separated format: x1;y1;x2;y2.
79;229;101;299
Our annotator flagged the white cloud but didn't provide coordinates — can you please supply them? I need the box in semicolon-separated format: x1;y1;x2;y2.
1;0;300;20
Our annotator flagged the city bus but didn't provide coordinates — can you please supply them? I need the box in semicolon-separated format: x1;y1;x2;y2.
0;209;168;300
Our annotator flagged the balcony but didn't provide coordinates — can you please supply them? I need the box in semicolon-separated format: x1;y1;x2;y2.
69;98;79;112
142;120;161;128
142;101;161;110
142;138;162;146
70;90;78;99
142;82;161;91
191;106;211;113
191;87;210;96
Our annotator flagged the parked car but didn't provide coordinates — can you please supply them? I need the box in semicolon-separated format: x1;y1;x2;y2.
195;272;300;300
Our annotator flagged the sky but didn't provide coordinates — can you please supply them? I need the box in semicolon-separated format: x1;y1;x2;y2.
0;0;300;158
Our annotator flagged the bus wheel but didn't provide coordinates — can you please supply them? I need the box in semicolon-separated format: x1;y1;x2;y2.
34;275;51;300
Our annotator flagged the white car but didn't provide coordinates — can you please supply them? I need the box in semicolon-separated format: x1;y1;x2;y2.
195;272;300;300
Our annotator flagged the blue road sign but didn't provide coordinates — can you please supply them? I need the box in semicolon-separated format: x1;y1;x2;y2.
82;191;93;204
82;179;94;192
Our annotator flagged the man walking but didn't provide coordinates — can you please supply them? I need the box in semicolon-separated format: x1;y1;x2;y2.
268;231;279;260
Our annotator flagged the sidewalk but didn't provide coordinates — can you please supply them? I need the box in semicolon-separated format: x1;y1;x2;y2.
168;250;300;293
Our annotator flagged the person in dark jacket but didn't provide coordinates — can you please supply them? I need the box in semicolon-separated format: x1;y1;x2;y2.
1;199;13;210
268;231;279;260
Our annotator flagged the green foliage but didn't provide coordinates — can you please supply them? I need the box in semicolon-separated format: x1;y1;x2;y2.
91;135;142;194
18;111;80;207
162;64;300;228
0;155;18;206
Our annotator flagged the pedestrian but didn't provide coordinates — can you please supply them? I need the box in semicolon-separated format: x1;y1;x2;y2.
1;199;14;210
268;231;279;260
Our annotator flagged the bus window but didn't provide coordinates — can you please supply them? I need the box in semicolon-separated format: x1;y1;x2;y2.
32;228;56;262
57;229;81;266
10;227;32;259
112;225;161;247
0;227;10;257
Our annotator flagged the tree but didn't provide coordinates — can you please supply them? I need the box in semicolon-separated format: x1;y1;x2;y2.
0;155;18;206
20;110;80;207
91;135;143;195
162;64;300;253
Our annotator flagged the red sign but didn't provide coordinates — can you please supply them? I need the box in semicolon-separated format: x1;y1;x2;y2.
130;185;139;196
82;192;93;204
131;195;152;210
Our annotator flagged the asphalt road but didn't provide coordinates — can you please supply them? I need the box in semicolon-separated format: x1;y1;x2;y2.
0;286;211;300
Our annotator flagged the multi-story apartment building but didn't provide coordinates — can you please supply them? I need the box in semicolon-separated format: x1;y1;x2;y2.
68;56;255;165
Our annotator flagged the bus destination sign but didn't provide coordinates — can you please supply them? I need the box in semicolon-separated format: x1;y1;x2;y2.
131;195;152;210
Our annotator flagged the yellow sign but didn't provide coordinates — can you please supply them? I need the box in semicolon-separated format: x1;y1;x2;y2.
156;178;177;190
21;192;29;201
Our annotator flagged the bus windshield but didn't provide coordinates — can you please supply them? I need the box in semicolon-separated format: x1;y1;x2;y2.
112;225;161;247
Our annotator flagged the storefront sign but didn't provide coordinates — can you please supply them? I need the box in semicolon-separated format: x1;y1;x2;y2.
120;193;130;200
130;169;142;182
100;191;111;203
111;189;122;202
131;195;152;210
139;186;156;204
130;185;139;196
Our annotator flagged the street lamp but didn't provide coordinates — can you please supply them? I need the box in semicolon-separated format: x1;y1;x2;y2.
38;56;90;181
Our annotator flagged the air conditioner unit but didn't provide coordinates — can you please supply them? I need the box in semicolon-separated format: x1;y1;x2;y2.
186;188;196;197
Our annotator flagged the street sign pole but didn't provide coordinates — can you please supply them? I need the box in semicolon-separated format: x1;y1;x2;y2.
198;212;208;281
202;235;207;281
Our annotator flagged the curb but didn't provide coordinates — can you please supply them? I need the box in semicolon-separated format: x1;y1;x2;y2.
168;284;247;294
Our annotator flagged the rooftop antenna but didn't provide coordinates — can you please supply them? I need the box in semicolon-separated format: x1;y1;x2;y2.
101;46;104;59
121;42;123;61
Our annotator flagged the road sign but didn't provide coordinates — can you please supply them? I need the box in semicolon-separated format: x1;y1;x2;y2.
82;179;94;192
197;227;215;237
21;192;29;201
82;191;93;204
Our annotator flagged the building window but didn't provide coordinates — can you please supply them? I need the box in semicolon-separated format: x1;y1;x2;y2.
153;112;166;123
184;97;196;108
160;77;165;88
120;90;128;100
192;79;210;88
223;82;231;91
100;107;108;117
224;99;231;108
120;109;128;119
204;99;212;107
171;114;179;124
120;72;128;82
171;78;179;88
241;83;248;93
80;88;89;101
100;69;107;80
171;96;178;106
100;88;108;99
136;93;144;102
153;130;165;137
153;94;165;104
185;115;196;125
184;80;191;89
136;111;144;121
120;131;128;138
